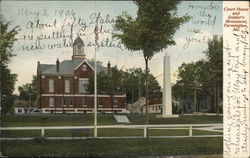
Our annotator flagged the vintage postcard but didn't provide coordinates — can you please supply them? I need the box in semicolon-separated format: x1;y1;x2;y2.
0;1;249;157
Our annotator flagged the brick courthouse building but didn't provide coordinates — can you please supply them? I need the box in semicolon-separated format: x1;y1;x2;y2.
37;37;126;113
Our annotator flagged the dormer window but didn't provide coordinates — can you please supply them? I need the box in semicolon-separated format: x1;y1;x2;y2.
82;65;87;71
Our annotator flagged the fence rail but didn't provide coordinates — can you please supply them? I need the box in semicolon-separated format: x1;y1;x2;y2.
0;124;223;140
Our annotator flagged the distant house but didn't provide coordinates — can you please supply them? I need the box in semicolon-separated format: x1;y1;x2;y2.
37;37;126;113
178;96;211;114
128;97;145;113
129;97;162;114
142;98;162;114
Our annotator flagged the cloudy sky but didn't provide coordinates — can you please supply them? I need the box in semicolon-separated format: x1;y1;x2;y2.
1;1;222;94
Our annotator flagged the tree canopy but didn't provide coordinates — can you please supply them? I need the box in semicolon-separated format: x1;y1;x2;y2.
113;0;189;60
113;0;189;126
18;75;38;103
88;67;161;104
172;36;223;113
0;15;19;113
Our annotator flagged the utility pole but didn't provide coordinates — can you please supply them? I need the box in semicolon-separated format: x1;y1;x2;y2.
94;2;98;138
193;87;197;113
138;74;141;100
0;71;2;157
29;93;31;114
216;77;220;115
138;74;141;113
132;88;134;103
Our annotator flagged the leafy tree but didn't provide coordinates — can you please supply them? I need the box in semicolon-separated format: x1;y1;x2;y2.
172;36;223;114
89;68;123;95
88;67;162;105
88;67;124;113
18;75;38;103
123;68;161;103
172;60;208;113
0;15;19;114
113;0;189;126
204;36;223;114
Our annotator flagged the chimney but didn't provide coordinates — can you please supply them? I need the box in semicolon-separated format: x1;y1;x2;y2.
37;61;40;73
107;61;111;75
56;58;59;72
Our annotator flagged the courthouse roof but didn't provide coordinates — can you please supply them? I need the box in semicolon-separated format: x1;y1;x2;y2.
73;36;84;46
39;59;107;75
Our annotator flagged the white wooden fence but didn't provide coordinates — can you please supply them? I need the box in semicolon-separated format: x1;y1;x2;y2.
0;124;223;140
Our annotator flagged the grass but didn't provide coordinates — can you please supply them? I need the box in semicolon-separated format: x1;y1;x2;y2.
1;114;222;127
1;138;223;157
1;130;41;138
1;114;223;157
1;128;221;138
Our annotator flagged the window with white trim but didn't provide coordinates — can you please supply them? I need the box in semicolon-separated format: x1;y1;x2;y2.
49;79;54;92
49;97;55;107
65;80;70;93
82;65;87;71
61;98;73;107
69;99;73;107
98;98;104;107
79;78;89;93
82;97;88;107
113;99;118;107
62;98;66;107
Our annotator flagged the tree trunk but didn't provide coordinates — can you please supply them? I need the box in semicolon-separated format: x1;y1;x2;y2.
112;96;114;114
216;80;220;115
213;87;216;113
144;57;149;138
193;87;197;113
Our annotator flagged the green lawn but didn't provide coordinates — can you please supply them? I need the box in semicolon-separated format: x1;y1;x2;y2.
1;114;223;157
1;114;222;127
1;138;223;157
1;128;222;138
1;114;222;138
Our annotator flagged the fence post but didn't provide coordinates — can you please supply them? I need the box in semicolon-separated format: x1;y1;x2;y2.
189;126;192;137
144;126;147;138
41;128;45;137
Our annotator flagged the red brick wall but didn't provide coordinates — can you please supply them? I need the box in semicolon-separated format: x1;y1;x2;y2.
40;96;126;109
74;61;93;78
74;62;94;94
39;61;126;110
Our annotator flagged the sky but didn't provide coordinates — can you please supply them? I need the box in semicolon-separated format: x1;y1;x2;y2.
0;1;222;94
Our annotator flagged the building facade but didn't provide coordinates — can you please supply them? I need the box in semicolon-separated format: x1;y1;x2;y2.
37;37;126;113
128;97;162;114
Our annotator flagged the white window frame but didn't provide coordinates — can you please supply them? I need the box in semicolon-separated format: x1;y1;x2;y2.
98;98;103;107
49;79;54;92
113;99;118;107
62;98;67;107
64;80;70;93
69;99;73;107
82;65;87;71
82;97;88;107
49;97;55;107
79;78;89;93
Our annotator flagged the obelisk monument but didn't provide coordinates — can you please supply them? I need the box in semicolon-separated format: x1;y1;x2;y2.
159;52;178;118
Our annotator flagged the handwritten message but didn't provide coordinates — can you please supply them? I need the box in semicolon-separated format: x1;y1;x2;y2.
183;2;219;49
16;8;123;52
223;2;250;157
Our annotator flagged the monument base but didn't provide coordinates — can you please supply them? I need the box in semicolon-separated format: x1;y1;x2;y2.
156;114;179;118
